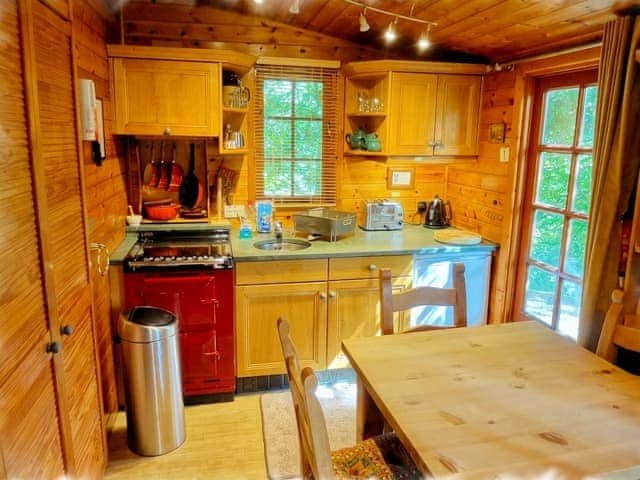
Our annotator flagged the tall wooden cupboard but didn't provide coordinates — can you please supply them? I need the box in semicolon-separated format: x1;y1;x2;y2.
0;0;105;477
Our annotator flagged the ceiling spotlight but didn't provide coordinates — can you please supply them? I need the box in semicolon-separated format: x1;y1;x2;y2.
417;29;431;51
384;18;397;43
289;0;300;14
359;9;370;32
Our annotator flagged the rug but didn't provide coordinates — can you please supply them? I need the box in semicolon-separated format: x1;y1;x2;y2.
260;381;356;479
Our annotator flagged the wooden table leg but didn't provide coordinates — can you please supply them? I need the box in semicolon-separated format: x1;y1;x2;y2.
356;377;384;440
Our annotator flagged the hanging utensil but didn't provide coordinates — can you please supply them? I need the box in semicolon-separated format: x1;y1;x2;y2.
179;143;200;209
157;141;169;190
143;142;155;186
167;143;184;192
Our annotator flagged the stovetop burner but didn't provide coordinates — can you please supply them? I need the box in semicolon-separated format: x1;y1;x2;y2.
125;229;233;271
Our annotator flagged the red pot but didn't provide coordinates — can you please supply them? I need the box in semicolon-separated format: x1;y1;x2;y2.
144;203;180;220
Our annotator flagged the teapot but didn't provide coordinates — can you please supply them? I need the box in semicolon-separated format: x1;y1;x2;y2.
345;128;366;150
363;132;381;152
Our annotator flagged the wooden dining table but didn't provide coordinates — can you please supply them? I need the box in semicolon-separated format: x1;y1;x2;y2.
341;321;640;479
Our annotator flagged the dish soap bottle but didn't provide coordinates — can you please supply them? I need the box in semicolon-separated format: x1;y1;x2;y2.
239;217;253;239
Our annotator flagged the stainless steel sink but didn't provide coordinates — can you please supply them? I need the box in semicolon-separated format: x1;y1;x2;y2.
253;238;312;251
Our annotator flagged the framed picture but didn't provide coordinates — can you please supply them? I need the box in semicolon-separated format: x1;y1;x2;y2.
387;167;415;190
489;122;505;143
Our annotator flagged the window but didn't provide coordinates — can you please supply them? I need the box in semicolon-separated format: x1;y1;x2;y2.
514;70;597;340
254;63;338;206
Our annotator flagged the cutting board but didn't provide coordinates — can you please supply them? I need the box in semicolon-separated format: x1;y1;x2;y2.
434;229;482;245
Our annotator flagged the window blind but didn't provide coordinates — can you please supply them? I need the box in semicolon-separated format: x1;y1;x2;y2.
253;62;338;206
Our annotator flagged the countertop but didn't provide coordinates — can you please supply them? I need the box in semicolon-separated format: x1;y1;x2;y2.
109;223;497;264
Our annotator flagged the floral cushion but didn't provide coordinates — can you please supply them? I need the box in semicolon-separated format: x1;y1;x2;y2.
330;433;422;479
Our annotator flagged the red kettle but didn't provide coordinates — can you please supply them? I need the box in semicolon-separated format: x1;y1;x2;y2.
424;195;452;229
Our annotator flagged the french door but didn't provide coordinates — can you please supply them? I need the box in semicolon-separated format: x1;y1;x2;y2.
514;70;598;340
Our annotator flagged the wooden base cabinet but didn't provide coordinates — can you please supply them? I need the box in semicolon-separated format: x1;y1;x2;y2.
235;255;412;377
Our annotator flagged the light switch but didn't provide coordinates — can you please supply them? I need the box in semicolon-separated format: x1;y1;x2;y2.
499;146;510;163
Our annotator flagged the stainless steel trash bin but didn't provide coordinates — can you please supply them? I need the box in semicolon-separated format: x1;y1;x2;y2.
118;306;186;456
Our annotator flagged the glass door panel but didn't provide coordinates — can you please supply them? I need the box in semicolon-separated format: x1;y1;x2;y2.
515;70;597;340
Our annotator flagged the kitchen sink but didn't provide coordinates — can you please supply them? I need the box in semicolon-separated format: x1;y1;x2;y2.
253;238;312;251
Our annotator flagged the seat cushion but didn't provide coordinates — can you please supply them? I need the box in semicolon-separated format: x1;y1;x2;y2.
331;433;421;479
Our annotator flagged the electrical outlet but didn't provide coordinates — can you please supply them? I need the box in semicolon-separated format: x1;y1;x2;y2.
417;201;427;213
224;205;246;218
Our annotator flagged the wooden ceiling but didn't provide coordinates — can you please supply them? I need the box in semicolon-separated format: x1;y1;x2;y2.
116;0;638;63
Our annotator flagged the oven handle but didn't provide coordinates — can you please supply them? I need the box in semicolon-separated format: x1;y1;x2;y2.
203;351;221;359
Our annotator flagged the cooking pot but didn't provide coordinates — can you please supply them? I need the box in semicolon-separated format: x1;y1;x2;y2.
424;195;452;229
144;203;180;221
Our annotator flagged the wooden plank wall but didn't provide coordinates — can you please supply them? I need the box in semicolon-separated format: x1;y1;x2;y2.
72;0;127;423
447;70;518;324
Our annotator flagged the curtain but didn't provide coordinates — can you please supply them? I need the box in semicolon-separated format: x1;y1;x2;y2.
580;14;640;350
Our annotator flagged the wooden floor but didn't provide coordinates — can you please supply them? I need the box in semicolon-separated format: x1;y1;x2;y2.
105;394;268;479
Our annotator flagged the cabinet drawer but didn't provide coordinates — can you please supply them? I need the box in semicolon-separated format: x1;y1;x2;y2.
329;255;413;280
235;259;328;285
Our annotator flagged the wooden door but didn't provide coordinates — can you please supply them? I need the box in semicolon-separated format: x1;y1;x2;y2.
326;277;411;367
434;75;481;156
20;0;105;476
235;282;327;377
388;72;437;155
0;1;64;478
514;71;597;339
112;58;220;136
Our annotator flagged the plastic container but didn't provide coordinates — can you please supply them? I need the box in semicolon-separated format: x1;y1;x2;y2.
256;201;273;233
239;221;253;239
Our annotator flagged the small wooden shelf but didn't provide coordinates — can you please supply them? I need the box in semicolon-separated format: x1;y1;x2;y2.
347;112;387;118
222;106;249;114
344;149;387;157
219;147;249;155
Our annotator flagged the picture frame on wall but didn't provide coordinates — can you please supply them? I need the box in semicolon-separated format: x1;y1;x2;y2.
489;122;505;143
387;167;415;190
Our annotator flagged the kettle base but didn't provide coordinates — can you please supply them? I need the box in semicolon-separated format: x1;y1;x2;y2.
424;223;450;229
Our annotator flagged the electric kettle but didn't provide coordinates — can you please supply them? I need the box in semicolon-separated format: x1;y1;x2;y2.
424;195;452;229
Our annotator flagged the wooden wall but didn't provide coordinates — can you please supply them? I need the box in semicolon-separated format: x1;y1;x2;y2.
447;70;518;324
73;0;127;424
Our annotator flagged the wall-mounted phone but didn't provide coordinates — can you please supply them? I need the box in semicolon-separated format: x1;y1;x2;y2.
79;78;105;166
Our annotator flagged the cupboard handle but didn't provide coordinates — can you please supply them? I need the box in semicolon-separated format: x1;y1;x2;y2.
329;291;337;298
368;264;377;271
60;324;74;336
319;292;327;300
163;127;172;135
46;342;61;354
428;140;436;147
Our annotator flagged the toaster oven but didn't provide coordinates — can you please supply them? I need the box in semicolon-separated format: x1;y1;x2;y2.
361;200;404;231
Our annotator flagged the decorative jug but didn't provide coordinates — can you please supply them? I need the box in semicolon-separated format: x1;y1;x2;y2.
364;132;381;152
345;128;366;150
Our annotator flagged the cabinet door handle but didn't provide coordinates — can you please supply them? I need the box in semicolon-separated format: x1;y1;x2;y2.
319;292;327;300
163;127;172;136
46;342;61;354
60;324;74;336
329;291;337;299
368;264;377;271
428;140;436;147
435;140;444;149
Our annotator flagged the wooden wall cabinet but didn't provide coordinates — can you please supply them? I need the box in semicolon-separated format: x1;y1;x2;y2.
234;255;412;377
342;60;484;159
107;45;255;139
111;58;220;137
389;73;482;156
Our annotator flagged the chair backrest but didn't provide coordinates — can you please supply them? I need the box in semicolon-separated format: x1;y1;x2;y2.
380;263;467;335
596;290;640;363
277;318;333;479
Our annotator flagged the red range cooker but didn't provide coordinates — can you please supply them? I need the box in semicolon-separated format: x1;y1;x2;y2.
123;228;235;401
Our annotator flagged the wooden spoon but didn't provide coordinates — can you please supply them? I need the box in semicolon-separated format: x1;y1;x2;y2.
142;142;155;186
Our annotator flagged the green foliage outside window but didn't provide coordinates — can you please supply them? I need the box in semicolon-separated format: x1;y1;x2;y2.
263;79;323;197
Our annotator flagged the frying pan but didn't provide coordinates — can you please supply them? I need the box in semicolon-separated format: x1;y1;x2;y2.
142;142;156;186
157;141;169;190
179;143;200;209
167;143;184;192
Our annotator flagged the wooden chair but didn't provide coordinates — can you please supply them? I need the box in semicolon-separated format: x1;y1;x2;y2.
596;289;640;364
379;263;467;335
277;317;420;480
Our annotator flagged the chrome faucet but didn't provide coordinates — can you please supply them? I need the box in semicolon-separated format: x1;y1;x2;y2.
274;221;283;242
